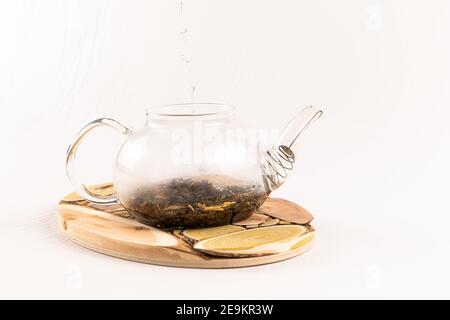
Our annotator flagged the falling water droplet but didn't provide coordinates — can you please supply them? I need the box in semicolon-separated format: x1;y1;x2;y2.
176;0;195;100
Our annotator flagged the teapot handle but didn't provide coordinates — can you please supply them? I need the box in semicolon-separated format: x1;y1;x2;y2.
66;118;130;204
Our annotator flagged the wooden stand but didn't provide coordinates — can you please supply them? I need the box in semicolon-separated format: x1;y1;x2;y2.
58;184;316;268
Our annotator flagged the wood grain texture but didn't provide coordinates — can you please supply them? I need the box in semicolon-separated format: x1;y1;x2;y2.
258;198;314;224
58;186;315;268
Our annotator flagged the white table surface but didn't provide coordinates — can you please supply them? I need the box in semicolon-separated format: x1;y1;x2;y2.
1;1;450;299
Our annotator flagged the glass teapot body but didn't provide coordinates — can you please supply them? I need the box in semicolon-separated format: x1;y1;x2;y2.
115;104;268;228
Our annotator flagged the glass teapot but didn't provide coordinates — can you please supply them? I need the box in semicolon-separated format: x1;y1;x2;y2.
66;103;322;229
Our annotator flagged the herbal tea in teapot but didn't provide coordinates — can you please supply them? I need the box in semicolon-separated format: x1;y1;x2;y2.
123;175;267;228
66;103;322;228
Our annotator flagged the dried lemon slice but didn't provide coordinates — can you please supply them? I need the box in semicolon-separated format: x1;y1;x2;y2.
193;225;309;257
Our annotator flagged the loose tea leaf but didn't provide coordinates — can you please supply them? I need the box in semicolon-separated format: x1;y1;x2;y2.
123;176;267;229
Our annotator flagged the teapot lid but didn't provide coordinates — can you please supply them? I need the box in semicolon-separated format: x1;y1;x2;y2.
146;103;235;120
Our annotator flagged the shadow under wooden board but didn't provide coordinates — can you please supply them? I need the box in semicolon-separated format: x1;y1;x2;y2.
58;183;316;269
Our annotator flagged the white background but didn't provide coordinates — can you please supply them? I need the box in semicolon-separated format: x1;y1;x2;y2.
1;0;450;299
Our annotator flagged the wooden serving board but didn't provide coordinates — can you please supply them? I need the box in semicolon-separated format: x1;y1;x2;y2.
58;183;316;268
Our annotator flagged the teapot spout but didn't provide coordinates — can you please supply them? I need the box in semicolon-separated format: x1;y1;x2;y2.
261;106;323;193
